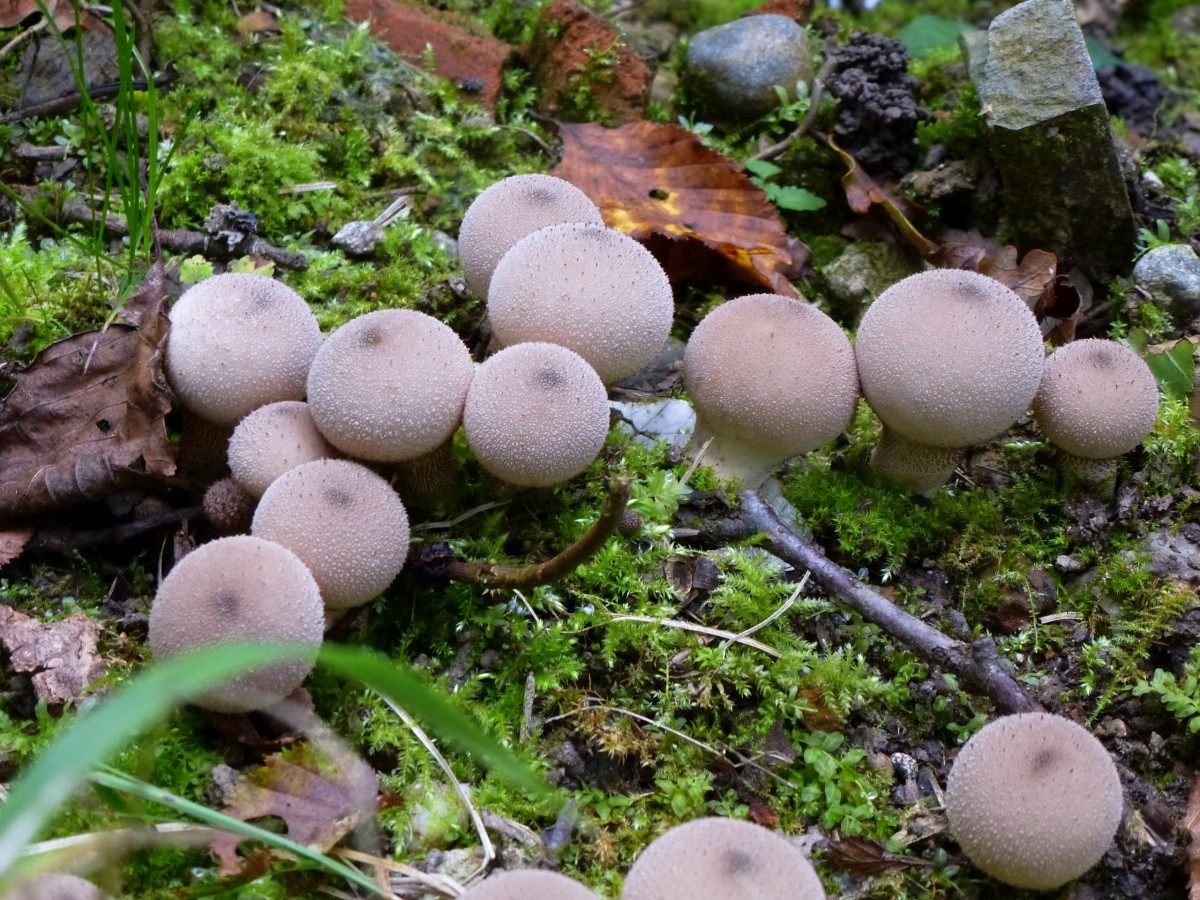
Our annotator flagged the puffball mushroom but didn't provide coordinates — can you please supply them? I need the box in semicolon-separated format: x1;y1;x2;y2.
621;817;826;900
252;459;411;609
945;712;1123;891
854;269;1045;493
463;342;610;487
148;535;324;713
0;873;107;900
228;401;339;498
307;309;474;462
1032;338;1160;487
458;173;604;298
459;870;600;900
164;272;323;426
487;222;674;385
682;293;859;488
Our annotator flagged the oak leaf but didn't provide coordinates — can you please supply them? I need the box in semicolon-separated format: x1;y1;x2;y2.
0;264;174;523
553;121;806;297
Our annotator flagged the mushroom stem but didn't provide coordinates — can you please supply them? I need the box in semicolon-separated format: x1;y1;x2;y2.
737;489;1042;715
390;438;460;512
868;426;964;494
688;419;787;489
1056;451;1119;495
441;477;633;589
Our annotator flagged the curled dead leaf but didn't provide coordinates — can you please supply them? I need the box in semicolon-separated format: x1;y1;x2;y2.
553;120;807;297
0;606;106;704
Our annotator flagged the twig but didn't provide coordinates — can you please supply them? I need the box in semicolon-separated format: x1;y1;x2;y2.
737;490;1042;715
0;70;177;125
23;505;203;556
749;53;837;163
608;614;781;658
443;478;632;589
720;571;808;656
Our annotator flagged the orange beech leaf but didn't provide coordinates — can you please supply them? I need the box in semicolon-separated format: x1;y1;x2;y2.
553;121;807;298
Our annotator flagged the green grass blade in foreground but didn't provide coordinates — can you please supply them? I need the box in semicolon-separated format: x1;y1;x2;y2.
86;768;386;897
318;644;554;801
0;642;298;876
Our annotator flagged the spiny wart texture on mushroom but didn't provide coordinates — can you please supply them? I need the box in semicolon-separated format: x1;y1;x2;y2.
855;269;1045;449
252;459;411;610
1032;338;1160;460
486;222;674;385
458;174;604;298
621;817;826;900
945;712;1123;891
228;401;339;498
463;342;610;487
682;293;859;488
306;309;474;462
147;536;324;712
164;272;323;426
459;870;601;899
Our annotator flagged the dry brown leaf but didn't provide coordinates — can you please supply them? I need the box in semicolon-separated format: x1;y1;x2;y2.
0;606;106;704
0;264;174;523
0;528;32;569
977;246;1058;306
235;9;280;35
826;833;932;876
211;740;379;874
553;121;807;297
0;0;53;28
1187;771;1200;899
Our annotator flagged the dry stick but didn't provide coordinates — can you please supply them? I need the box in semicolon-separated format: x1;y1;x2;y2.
738;490;1043;716
443;477;633;589
749;52;838;163
23;505;203;556
0;71;177;125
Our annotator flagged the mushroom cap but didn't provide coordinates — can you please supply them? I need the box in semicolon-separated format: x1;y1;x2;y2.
683;293;859;462
228;401;339;498
164;273;323;426
1032;338;1160;459
459;174;604;298
854;269;1045;448
487;223;674;385
621;817;826;900
148;535;324;713
460;870;600;900
1;873;107;900
306;309;474;462
252;459;411;609
463;342;610;487
945;712;1123;891
203;477;255;534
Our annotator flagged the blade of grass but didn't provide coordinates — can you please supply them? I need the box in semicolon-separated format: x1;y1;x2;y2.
86;768;389;897
0;642;299;876
317;644;555;802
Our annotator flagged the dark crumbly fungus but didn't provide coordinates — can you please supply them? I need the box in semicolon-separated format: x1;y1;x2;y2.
458;174;603;298
252;459;411;609
228;401;338;498
460;870;600;900
487;222;673;385
463;342;610;487
621;817;825;900
164;272;323;426
854;269;1044;492
945;712;1123;891
307;309;474;462
147;536;324;713
683;293;859;489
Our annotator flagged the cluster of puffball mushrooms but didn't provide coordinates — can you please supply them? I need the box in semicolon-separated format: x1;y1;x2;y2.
139;173;1154;892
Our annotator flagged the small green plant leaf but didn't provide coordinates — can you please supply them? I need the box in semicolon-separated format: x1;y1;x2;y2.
743;159;782;179
766;184;827;212
1144;339;1197;399
179;255;215;284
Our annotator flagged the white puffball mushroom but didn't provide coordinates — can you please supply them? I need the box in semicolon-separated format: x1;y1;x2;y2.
164;272;323;426
1032;338;1160;487
621;817;826;900
945;712;1123;891
1;873;108;900
228;401;338;498
487;222;674;385
252;459;411;610
854;269;1045;492
459;174;604;298
148;535;324;713
463;342;610;487
307;309;474;462
682;293;859;489
460;870;600;900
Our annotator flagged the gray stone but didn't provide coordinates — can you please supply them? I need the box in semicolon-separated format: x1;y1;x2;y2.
961;0;1136;277
332;220;386;257
1143;525;1200;586
1133;243;1200;323
685;15;811;122
821;241;925;320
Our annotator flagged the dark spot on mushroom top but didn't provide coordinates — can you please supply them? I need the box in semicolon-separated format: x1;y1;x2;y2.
251;292;276;313
533;367;566;391
522;185;558;205
724;848;756;874
1030;747;1058;773
324;486;354;507
214;589;241;618
356;326;384;349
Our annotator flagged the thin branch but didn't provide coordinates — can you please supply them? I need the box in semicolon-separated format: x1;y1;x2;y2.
608;614;781;658
0;70;177;125
749;52;838;163
737;490;1042;715
23;505;202;556
442;478;633;589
